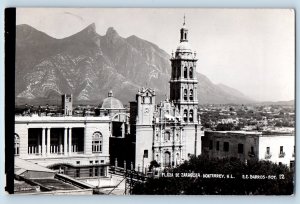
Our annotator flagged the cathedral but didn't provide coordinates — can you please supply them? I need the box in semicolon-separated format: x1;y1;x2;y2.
130;17;203;173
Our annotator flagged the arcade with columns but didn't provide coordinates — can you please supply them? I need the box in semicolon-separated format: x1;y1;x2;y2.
15;116;111;178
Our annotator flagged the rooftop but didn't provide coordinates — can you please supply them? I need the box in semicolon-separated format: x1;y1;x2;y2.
101;91;124;110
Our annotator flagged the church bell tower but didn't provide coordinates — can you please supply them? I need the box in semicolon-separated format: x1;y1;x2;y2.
170;16;199;124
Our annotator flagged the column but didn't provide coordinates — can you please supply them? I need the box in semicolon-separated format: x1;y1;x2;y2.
68;127;72;155
180;64;183;79
160;149;163;166
46;128;50;156
173;151;176;166
64;128;68;155
121;123;125;138
170;152;173;167
42;128;45;156
180;128;183;143
180;148;183;163
37;133;41;154
59;132;62;154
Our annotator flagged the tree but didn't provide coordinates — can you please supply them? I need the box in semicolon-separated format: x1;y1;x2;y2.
149;160;160;172
132;155;294;195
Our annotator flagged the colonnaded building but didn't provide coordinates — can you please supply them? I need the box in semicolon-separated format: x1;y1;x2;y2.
14;92;128;180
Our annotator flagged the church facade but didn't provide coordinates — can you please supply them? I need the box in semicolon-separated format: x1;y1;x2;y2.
130;19;203;173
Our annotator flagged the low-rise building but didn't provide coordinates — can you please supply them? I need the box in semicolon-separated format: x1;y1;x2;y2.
202;130;295;168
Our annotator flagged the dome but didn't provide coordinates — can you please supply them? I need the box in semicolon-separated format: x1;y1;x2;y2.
101;91;124;109
176;41;192;52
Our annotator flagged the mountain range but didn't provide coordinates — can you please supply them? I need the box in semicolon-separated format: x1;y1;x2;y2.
15;23;253;106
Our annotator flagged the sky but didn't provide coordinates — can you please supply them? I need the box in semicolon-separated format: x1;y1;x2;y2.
16;8;295;102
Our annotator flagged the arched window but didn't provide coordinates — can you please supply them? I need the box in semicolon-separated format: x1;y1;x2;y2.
183;89;188;101
189;67;193;78
164;131;170;141
183;109;188;122
189;109;194;122
163;151;171;167
189;89;193;100
15;134;20;155
184;67;187;78
92;132;103;153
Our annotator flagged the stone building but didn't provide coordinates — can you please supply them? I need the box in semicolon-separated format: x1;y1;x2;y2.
202;130;295;168
129;18;203;173
15;115;111;178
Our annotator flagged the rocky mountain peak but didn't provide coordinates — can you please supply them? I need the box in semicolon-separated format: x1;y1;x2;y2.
106;27;119;38
15;24;253;105
85;23;96;33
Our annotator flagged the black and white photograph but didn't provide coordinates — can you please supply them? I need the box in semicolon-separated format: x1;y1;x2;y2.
6;8;295;195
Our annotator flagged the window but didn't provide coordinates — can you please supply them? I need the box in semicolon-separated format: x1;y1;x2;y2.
216;141;219;151
279;146;285;158
100;167;105;176
92;132;103;153
293;146;295;157
290;161;295;169
184;89;188;101
76;161;80;164
223;142;229;152
184;67;187;78
209;140;213;150
183;110;188;122
76;169;80;177
238;144;244;154
144;150;148;158
189;110;193;122
264;147;271;159
90;161;93;164
280;146;283;154
95;160;99;164
101;160;104;163
95;168;99;176
14;134;20;155
164;132;170;141
189;67;193;78
189;89;193;100
89;168;93;177
163;151;171;167
266;147;270;154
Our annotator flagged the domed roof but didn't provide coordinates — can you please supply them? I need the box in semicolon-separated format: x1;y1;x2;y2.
176;41;192;52
101;91;124;109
